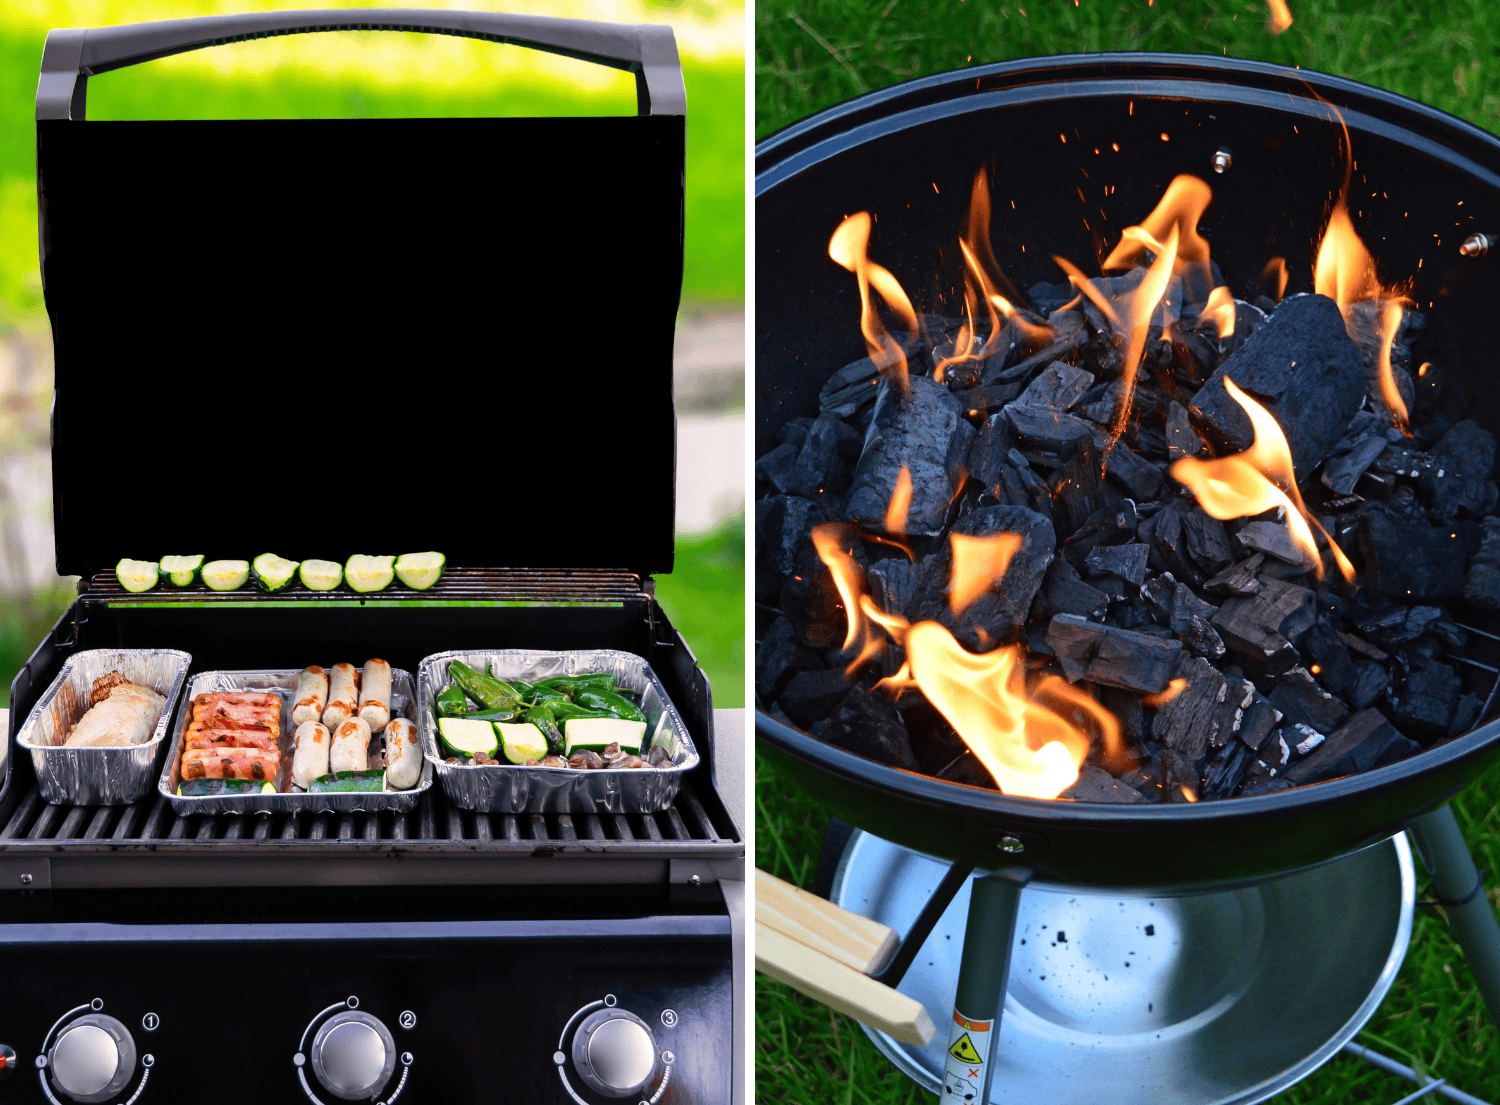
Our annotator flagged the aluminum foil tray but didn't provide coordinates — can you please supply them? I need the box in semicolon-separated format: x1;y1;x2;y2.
158;666;432;815
417;649;699;813
17;648;192;806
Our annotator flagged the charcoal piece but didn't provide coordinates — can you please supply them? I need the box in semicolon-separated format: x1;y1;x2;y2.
1163;750;1205;800
1429;420;1499;521
1350;661;1391;710
983;328;1087;385
784;412;848;498
1234;520;1313;568
937;751;997;789
1353;604;1408;638
1282;722;1326;756
1300;622;1358;697
1080;381;1123;426
1048;307;1085;335
1169;582;1219;635
1356;511;1467;602
1449;694;1483;738
958;382;1026;419
1183;615;1227;660
905;506;1056;648
755;442;799;492
1242;777;1295;797
1388;661;1462;736
778;417;815;450
1102;441;1167;501
755;495;816;603
866;558;919;621
1006;449;1056;524
1085;543;1150;587
966;414;1016;489
1143;574;1177;621
767;701;799;731
847;375;967;537
780;525;866;650
1212;577;1317;675
1237;695;1282;752
1204;554;1265;597
1063;501;1139;568
1150;656;1227;765
1032;558;1110;621
1367;605;1465;648
998;464;1032;510
1005;404;1096;451
1060;764;1146;803
1463;516;1500;611
1166;401;1202;460
820;685;919;770
1046;614;1183;693
778;668;855;728
1283;708;1421;784
1014;362;1095;411
1117;754;1166;802
1082;269;1183;334
1345;299;1417;412
1145;498;1201;582
1190;293;1365;479
1321;432;1388;496
1100;685;1146;745
1203;739;1258;799
819;353;903;417
1049;435;1117;540
1268;667;1349;734
756;617;822;701
1180;509;1236;576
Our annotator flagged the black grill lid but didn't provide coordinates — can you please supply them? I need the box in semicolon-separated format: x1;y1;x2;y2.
36;10;685;581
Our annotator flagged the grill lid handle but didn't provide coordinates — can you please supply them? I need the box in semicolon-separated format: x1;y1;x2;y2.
37;8;685;120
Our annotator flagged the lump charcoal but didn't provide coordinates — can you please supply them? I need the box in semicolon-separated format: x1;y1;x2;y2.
866;558;919;621
1212;577;1317;675
818;351;912;418
1166;400;1202;460
1183;615;1227;660
1381;605;1465;648
1046;614;1183;694
1204;554;1265;597
1146;498;1200;582
982;328;1087;385
1242;777;1295;797
1049;435;1117;540
1429;419;1499;522
1101;441;1166;501
756;617;822;702
1146;655;1226;767
905;505;1056;648
1322;432;1389;496
1268;667;1349;735
1013;362;1095;412
779;417;815;450
1449;694;1483;738
1281;722;1326;757
1099;685;1147;745
846;375;967;537
1235;520;1314;568
1143;574;1177;622
1005;404;1095;452
755;495;815;603
1388;660;1462;736
998;464;1033;510
1163;749;1204;800
967;415;1016;490
778;667;856;728
1344;299;1417;412
784;412;849;498
1032;558;1110;621
1300;622;1358;698
1085;543;1150;587
1237;694;1282;752
1116;753;1166;802
820;685;920;770
958;382;1026;419
1063;501;1139;569
1081;269;1182;334
755;442;799;492
1356;511;1467;603
781;525;866;650
1190;293;1365;480
1350;661;1391;710
1169;581;1219;635
1060;763;1146;803
937;751;998;789
1048;307;1086;336
1005;449;1057;525
1080;381;1124;426
1463;516;1500;610
1282;708;1421;784
1202;739;1258;799
1180;508;1236;576
1029;279;1077;314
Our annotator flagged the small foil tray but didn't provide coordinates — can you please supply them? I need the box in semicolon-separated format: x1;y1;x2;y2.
17;648;192;806
417;649;699;813
158;667;432;815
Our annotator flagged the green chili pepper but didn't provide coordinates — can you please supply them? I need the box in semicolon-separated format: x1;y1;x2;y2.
576;689;646;723
547;702;614;723
534;673;617;697
526;687;571;708
448;660;522;711
435;684;469;718
525;705;565;756
466;706;518;722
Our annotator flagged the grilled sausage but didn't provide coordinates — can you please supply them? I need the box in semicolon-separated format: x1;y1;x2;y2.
291;721;330;789
383;716;420;789
358;659;392;733
322;663;361;730
330;716;372;774
291;666;329;727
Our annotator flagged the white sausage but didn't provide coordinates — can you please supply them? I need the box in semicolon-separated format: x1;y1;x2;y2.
383;717;420;790
358;659;392;733
291;666;328;727
330;716;372;774
322;663;360;730
291;721;330;790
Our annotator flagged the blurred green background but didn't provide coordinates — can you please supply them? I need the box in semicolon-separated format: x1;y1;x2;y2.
0;0;744;708
757;0;1500;1101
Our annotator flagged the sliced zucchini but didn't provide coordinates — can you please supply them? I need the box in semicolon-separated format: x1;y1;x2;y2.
177;778;275;796
496;722;548;764
299;559;343;591
438;717;499;758
158;554;204;588
346;554;396;593
251;553;300;592
201;559;251;591
309;769;384;793
564;717;647;756
115;559;159;593
395;551;445;590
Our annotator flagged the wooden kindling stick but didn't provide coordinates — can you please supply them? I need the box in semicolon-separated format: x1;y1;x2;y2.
754;868;937;1045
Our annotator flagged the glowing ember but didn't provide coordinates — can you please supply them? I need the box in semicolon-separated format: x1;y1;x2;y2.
1203;286;1236;339
1170;378;1356;582
828;212;919;393
1267;0;1293;34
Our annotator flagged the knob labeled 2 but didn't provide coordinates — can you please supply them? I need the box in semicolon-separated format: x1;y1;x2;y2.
310;1012;395;1102
48;1015;135;1103
571;1009;657;1099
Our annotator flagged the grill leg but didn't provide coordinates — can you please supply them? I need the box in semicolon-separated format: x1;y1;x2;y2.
1410;803;1500;1027
943;873;1028;1104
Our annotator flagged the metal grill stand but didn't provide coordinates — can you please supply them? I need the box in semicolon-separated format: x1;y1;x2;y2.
1410;804;1500;1024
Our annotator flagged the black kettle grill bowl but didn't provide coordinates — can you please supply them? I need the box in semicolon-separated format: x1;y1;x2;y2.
755;53;1500;892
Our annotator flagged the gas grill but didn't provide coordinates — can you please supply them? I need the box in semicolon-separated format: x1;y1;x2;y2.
0;11;743;1105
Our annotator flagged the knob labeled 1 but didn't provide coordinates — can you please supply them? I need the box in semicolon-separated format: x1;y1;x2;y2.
47;1015;135;1103
310;1012;395;1102
570;1009;657;1099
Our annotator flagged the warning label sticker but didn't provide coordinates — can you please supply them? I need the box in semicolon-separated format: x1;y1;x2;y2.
948;1033;983;1064
942;1010;992;1101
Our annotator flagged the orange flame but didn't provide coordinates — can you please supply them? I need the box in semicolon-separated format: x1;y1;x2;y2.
1102;175;1214;292
948;532;1023;616
1113;224;1179;441
829;213;919;393
1170;378;1355;583
1261;256;1288;301
1180;785;1199;802
1203;286;1236;340
1267;0;1293;33
884;467;913;536
1143;678;1188;708
1374;300;1408;430
960;169;1052;353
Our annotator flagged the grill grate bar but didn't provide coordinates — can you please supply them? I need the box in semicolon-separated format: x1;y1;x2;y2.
2;788;41;839
27;802;63;841
223;816;245;841
56;806;89;840
83;807;113;840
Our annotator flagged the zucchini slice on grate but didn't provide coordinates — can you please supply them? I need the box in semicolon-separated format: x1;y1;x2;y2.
202;559;251;591
345;554;396;593
158;554;204;588
251;553;300;592
299;559;343;591
395;551;445;590
115;558;160;593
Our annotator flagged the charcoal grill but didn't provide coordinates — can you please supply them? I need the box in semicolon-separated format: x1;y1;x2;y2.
0;12;743;1105
754;53;1500;1103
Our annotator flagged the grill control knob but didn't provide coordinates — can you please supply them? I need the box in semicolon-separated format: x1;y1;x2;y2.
310;1012;395;1102
571;1009;657;1099
47;1015;135;1103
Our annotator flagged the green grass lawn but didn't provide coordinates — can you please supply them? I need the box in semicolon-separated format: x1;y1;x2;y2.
756;1;1500;1101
